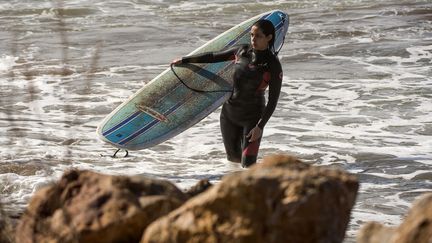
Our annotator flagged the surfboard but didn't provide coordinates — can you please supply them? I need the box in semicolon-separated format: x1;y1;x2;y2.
97;10;289;150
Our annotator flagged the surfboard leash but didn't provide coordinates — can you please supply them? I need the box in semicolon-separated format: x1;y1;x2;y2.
170;63;233;93
100;148;129;158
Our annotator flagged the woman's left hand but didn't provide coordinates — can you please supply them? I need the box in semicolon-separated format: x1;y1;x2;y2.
171;58;182;65
247;126;262;142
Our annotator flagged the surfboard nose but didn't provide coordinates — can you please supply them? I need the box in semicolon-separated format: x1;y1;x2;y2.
263;10;289;55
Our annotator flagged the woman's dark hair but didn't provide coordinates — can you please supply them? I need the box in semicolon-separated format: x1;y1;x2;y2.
252;19;276;54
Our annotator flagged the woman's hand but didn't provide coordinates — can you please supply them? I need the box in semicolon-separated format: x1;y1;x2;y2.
247;126;262;142
171;58;182;65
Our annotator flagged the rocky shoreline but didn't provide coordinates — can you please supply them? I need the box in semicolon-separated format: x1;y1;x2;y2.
1;154;431;242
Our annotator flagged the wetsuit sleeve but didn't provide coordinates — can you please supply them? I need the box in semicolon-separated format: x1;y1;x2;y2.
257;59;283;129
181;46;239;63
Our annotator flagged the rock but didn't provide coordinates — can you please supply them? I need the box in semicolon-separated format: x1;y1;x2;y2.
184;179;213;198
0;202;14;243
357;221;396;243
357;193;432;243
142;154;359;243
394;193;432;243
15;169;187;243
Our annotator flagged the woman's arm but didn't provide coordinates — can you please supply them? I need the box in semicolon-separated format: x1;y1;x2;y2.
173;45;241;64
257;59;283;129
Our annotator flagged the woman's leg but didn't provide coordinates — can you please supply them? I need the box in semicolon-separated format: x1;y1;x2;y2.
241;124;263;168
220;110;243;163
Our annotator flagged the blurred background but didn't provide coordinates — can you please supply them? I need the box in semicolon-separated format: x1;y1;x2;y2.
0;1;431;241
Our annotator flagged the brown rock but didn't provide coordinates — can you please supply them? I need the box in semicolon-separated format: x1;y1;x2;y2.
184;179;213;198
357;193;432;243
0;202;14;243
15;169;187;243
142;154;359;243
393;193;432;243
357;221;396;243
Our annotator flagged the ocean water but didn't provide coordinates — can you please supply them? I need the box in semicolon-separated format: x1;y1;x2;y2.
0;0;431;241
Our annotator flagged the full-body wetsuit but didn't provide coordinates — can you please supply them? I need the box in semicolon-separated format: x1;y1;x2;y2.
181;44;282;167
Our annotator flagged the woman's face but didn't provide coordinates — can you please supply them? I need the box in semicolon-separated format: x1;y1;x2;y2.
250;25;272;50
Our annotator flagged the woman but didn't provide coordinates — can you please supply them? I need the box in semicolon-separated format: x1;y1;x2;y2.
172;19;283;168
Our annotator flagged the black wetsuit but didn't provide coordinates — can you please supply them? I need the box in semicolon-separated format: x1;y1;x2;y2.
181;44;282;167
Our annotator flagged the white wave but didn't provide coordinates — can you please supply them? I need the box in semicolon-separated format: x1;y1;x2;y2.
0;55;17;72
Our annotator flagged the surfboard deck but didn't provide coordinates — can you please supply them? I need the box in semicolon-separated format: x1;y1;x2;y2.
97;10;289;150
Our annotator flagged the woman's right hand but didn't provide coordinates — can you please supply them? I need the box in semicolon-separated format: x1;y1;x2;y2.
171;58;182;65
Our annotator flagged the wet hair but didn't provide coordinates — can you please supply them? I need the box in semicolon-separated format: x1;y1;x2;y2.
252;19;276;54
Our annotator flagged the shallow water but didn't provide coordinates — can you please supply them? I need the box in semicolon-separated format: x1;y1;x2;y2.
1;0;431;241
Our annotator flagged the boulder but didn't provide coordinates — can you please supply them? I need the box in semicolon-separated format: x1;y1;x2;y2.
0;202;14;243
184;179;213;198
358;193;432;243
142;154;359;243
394;193;432;243
15;169;187;243
357;221;396;243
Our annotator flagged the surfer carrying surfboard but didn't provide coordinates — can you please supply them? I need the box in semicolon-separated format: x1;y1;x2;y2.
172;19;283;168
